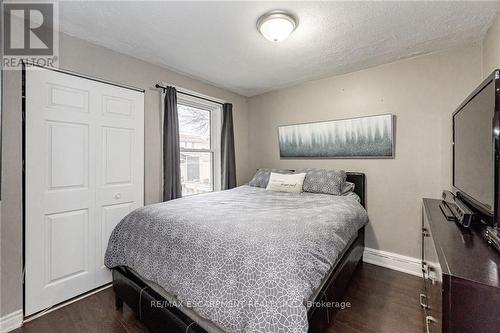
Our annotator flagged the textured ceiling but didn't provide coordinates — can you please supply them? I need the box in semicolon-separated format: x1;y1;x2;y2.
58;1;500;97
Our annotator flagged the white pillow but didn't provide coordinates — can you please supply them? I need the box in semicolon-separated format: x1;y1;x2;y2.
266;172;306;193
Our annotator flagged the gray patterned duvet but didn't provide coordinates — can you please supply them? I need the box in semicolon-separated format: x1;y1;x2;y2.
105;185;368;333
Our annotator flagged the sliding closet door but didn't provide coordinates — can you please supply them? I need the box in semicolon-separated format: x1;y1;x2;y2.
25;66;144;316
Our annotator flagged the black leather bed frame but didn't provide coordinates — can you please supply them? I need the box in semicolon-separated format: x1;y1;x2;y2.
112;172;366;333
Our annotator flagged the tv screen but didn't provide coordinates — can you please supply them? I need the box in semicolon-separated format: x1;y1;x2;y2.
453;80;495;214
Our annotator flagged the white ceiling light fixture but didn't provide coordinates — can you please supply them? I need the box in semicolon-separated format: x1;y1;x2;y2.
257;10;297;42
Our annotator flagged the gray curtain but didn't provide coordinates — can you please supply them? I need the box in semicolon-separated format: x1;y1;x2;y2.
221;103;236;189
163;86;182;201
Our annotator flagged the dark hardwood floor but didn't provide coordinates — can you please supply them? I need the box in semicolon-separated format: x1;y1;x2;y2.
14;263;424;333
330;263;424;333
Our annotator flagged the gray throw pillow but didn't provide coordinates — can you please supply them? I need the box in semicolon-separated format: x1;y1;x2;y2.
296;168;347;195
248;168;293;188
341;181;355;195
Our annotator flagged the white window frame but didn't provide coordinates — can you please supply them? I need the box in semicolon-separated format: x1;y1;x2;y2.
177;93;222;194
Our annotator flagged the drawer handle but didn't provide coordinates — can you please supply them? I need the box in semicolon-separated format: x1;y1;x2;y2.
419;293;428;309
422;261;427;271
114;193;122;199
422;228;430;237
422;261;429;276
426;315;437;333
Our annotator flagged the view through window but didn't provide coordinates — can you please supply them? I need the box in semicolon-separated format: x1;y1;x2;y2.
178;99;220;196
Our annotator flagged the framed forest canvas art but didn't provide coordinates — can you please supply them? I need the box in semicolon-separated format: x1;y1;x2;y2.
278;114;395;158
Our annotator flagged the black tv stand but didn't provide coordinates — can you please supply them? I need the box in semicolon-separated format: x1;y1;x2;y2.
421;199;500;333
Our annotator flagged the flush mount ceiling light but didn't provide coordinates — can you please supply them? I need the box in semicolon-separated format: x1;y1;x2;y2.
257;11;297;42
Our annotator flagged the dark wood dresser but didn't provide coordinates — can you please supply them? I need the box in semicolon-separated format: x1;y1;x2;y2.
421;199;500;333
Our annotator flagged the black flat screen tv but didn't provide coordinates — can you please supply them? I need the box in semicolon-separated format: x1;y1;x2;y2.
452;69;500;227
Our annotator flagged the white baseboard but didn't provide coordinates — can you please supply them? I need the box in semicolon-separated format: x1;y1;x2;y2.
363;247;422;277
0;310;23;333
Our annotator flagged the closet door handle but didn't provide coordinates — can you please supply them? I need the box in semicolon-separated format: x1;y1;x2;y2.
114;193;122;199
422;228;430;237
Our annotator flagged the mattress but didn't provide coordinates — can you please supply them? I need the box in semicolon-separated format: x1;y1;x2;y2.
105;185;368;333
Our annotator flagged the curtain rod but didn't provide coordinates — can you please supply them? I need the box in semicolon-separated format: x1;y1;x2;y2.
155;83;225;106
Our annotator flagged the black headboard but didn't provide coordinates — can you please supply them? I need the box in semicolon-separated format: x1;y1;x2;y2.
346;172;366;208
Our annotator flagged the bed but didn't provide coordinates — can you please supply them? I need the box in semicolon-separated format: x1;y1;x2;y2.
105;172;367;333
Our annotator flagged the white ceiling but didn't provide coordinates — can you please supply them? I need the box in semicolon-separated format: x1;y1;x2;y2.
58;1;500;97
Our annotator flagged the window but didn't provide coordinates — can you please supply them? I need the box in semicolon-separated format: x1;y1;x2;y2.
177;94;222;196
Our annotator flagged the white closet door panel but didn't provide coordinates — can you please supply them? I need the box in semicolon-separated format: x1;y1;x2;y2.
102;127;134;185
45;209;89;283
47;121;89;189
25;68;97;315
47;83;90;112
94;82;144;286
97;202;135;271
102;95;135;118
25;66;144;315
43;120;90;214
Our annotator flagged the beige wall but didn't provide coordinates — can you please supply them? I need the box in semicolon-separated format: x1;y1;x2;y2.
0;32;250;316
483;14;500;76
247;45;483;259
